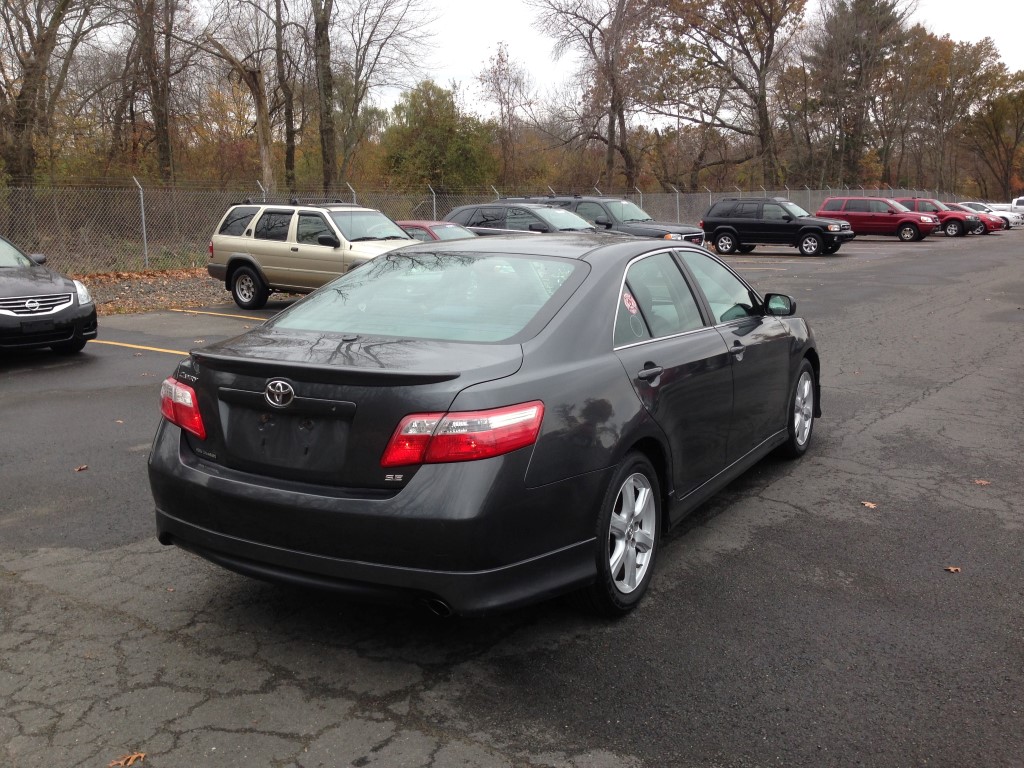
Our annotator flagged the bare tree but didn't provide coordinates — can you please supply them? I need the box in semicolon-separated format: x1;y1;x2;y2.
527;0;644;188
309;0;337;192
476;43;535;186
334;0;434;180
0;0;97;183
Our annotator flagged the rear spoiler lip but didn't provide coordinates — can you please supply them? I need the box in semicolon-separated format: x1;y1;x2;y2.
190;350;461;386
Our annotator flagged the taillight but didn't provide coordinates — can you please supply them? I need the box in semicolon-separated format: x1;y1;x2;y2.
381;401;544;467
160;377;207;440
698;220;704;229
208;241;213;259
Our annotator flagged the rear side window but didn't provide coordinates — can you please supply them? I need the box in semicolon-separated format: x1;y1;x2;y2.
844;199;870;212
253;210;293;241
708;201;735;216
468;208;505;228
820;199;844;211
218;206;259;235
614;251;705;347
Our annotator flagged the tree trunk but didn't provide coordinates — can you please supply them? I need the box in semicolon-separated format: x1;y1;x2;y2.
311;0;337;194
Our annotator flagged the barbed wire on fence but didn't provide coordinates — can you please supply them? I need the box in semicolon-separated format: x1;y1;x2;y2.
0;183;961;275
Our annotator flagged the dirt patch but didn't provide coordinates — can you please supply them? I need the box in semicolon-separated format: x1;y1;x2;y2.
75;268;230;316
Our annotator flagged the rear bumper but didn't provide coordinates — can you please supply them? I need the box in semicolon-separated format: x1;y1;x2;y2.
0;304;97;349
207;263;228;282
149;423;611;615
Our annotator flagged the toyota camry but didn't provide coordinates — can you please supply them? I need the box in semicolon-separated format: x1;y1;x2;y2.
148;235;820;616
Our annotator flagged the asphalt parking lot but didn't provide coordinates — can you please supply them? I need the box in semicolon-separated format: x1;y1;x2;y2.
2;232;1023;767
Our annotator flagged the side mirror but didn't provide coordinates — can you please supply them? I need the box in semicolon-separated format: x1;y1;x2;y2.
318;234;341;248
782;215;793;221
764;293;796;317
528;222;550;233
594;216;612;227
30;253;47;265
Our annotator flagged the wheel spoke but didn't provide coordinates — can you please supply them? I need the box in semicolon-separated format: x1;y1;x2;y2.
634;528;655;553
609;542;625;579
610;511;629;537
623;544;638;590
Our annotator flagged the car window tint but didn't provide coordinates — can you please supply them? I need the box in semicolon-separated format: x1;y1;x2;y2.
762;203;787;220
402;226;431;241
219;206;260;235
296;213;333;245
821;199;844;211
253;210;293;241
272;252;579;343
734;202;759;218
844;199;870;212
447;208;474;225
0;236;32;268
468;208;504;227
506;208;542;231
576;202;606;223
614;251;705;346
869;200;891;213
679;250;760;324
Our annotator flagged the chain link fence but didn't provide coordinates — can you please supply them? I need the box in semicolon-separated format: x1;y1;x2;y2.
0;183;955;276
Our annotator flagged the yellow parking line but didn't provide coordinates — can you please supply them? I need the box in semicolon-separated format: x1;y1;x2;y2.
170;308;261;321
90;339;188;356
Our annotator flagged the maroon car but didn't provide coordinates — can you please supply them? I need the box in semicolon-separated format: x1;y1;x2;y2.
944;202;1003;234
398;220;476;242
817;197;938;241
894;198;980;237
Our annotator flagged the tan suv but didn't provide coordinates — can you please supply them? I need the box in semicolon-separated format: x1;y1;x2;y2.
208;201;414;308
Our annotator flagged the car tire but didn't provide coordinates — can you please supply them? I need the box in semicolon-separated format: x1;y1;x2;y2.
714;232;738;254
781;359;815;459
580;452;661;617
823;244;840;255
798;233;823;256
970;222;986;235
737;244;756;253
944;220;964;237
51;337;87;354
897;223;919;242
230;266;269;310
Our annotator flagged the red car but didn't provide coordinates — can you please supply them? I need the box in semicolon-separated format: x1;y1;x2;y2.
894;198;980;237
817;197;938;241
944;202;1003;234
398;220;477;242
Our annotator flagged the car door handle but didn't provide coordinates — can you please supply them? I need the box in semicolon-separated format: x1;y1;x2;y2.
637;366;663;381
290;246;298;252
730;343;745;359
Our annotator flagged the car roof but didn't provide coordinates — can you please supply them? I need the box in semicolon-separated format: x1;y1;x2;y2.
396;232;687;263
229;200;379;214
397;220;467;227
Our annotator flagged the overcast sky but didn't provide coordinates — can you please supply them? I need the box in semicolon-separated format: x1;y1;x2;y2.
405;0;1022;115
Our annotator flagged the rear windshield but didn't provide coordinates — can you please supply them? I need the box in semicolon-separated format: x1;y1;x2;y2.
271;251;581;343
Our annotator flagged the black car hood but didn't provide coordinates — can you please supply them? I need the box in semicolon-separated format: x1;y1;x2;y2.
0;265;75;298
797;215;849;227
619;220;704;236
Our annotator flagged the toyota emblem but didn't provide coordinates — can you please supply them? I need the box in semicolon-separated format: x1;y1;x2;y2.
264;379;295;408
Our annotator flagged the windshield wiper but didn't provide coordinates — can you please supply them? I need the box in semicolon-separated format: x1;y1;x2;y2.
623;217;653;223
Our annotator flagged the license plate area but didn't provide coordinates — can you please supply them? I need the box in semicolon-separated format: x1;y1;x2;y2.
218;387;355;479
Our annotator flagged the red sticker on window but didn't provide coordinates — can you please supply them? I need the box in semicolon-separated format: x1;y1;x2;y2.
623;292;639;315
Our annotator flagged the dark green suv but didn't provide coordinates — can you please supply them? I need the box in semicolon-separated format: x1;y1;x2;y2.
700;197;855;256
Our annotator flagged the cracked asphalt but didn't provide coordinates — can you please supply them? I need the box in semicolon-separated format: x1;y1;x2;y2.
2;232;1023;767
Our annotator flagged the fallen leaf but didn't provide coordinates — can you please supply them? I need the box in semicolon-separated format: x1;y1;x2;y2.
74;465;89;472
108;752;145;767
860;501;877;509
133;352;143;357
973;479;991;486
166;587;175;592
193;339;205;343
115;420;124;424
944;566;961;573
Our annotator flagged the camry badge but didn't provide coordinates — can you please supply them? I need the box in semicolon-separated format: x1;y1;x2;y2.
264;379;295;408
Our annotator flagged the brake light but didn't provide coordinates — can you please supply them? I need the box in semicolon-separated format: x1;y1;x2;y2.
698;220;704;229
208;241;213;259
381;401;544;467
160;377;207;440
